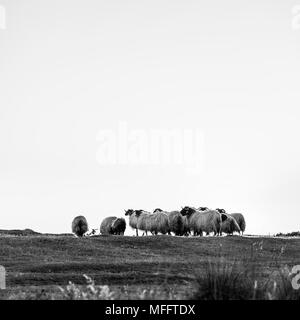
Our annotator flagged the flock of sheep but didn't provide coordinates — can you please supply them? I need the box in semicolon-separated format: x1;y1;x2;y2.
71;206;246;238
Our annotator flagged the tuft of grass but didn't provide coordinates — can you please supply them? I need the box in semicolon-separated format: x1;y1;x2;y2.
191;242;300;300
192;258;258;300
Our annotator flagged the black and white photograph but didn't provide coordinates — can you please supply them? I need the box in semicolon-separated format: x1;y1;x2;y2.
0;0;300;306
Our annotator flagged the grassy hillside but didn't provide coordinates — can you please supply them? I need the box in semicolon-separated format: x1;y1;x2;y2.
0;235;299;299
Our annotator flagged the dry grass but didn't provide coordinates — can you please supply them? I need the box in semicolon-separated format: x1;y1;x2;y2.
0;235;299;299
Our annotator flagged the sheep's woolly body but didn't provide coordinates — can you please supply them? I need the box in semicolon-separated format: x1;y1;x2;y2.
181;207;223;236
230;213;246;234
125;210;139;236
153;211;170;234
72;216;88;237
191;210;222;235
221;214;241;235
162;211;184;236
100;216;117;235
136;211;156;235
182;215;190;236
100;216;126;235
136;210;170;235
111;218;126;235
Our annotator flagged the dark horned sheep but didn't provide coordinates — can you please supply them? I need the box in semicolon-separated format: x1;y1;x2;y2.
125;209;139;236
180;206;227;236
72;215;88;237
154;209;184;236
100;216;126;235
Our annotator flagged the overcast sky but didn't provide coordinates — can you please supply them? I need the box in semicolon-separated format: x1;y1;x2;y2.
0;0;299;235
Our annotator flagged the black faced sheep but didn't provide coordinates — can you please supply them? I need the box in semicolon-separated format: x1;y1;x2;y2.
180;206;226;236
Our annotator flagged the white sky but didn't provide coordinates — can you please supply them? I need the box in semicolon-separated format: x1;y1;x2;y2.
0;0;299;235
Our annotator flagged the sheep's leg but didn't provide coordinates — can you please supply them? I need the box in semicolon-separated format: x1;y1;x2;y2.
136;229;138;237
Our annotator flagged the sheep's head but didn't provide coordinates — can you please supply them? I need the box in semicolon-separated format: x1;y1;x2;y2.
124;209;134;216
180;206;196;216
134;209;145;217
153;208;163;213
198;207;209;211
221;213;228;222
216;208;226;213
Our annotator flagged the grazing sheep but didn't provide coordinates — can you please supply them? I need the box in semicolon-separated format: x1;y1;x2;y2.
230;213;246;235
100;216;126;235
180;206;227;236
125;209;139;236
112;217;126;235
220;214;241;235
154;209;184;236
100;216;117;235
72;215;88;237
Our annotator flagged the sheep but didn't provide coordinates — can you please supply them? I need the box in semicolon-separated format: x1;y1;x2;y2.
154;208;184;236
100;216;126;235
124;209;139;236
136;210;156;235
72;215;88;237
112;217;126;235
136;209;170;235
220;214;241;235
153;210;170;235
180;206;227;236
216;209;246;235
230;213;246;235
